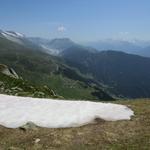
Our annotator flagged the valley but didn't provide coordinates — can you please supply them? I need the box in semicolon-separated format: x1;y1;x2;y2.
1;29;150;99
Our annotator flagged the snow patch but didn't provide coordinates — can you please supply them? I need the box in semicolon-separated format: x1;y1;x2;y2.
4;31;24;38
41;45;60;55
0;94;134;128
1;32;24;44
14;32;24;37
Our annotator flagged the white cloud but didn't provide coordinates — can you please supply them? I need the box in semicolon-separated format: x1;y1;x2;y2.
57;25;66;32
119;32;129;36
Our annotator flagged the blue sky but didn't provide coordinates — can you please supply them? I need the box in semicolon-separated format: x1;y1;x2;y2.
0;0;150;41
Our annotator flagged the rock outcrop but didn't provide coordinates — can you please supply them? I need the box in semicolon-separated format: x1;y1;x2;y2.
0;64;19;79
0;64;62;99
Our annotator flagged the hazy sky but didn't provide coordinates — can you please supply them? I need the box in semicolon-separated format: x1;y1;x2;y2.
0;0;150;41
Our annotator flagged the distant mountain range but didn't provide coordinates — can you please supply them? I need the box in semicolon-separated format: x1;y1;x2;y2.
1;29;150;99
85;39;150;57
1;29;150;57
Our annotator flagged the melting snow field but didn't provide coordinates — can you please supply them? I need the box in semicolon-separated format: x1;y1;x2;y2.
0;94;134;128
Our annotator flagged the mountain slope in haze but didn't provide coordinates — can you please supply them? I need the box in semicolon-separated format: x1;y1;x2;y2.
0;36;113;100
62;47;150;98
137;46;150;57
29;37;78;55
46;38;76;50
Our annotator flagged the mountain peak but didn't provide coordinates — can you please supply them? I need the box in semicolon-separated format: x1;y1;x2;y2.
47;38;76;50
0;29;25;38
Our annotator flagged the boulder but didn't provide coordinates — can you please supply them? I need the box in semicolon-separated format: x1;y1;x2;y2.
19;122;38;131
0;64;19;79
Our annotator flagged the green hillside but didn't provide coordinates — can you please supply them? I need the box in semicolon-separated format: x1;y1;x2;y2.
0;72;62;98
62;46;150;98
0;37;113;100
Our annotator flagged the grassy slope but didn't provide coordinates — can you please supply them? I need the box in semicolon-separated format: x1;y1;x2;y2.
0;100;149;150
47;74;97;100
0;73;61;98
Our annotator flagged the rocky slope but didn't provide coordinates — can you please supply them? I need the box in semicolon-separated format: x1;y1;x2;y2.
0;64;61;98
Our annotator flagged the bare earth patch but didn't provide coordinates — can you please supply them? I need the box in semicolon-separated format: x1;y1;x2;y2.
0;100;150;150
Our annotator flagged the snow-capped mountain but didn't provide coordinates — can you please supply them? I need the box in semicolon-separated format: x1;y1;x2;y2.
1;31;24;38
0;29;79;55
0;30;27;45
0;29;43;50
0;30;25;45
1;29;150;57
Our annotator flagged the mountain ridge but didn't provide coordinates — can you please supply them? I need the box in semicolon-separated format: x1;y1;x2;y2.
62;48;150;98
1;29;150;99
